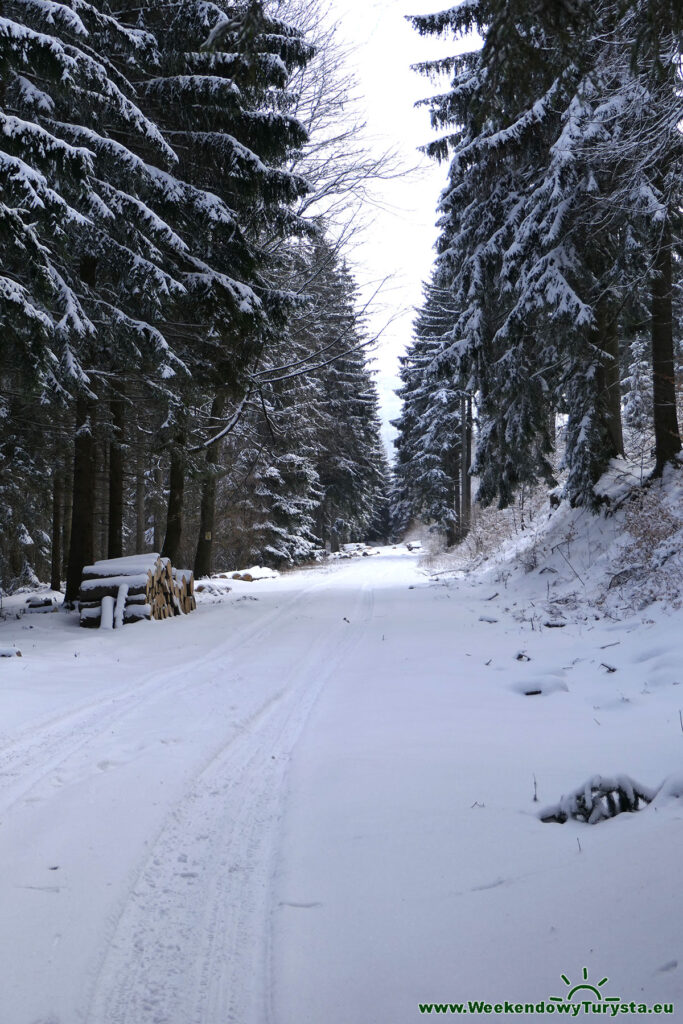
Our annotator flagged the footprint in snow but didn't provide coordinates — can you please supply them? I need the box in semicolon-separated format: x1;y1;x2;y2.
657;960;678;973
633;646;668;664
470;878;506;892
279;901;323;909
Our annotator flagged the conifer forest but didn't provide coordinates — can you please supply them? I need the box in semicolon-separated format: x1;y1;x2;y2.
1;5;683;1023
1;0;681;595
0;0;391;599
393;0;682;539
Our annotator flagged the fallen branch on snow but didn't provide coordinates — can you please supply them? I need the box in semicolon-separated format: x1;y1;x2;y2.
539;774;658;824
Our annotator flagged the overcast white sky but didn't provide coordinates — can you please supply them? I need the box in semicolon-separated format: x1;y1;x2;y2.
326;0;461;452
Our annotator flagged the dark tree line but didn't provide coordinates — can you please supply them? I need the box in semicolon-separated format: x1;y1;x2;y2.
393;0;682;538
0;0;389;597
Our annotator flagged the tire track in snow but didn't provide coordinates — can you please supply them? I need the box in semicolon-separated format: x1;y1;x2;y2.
0;574;334;820
84;581;374;1024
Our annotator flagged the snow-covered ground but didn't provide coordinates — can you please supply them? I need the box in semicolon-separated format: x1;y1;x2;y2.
1;503;682;1023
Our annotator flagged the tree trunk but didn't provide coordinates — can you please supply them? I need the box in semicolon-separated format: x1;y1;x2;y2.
461;395;472;537
135;447;146;554
548;408;556;452
92;414;108;562
316;504;328;550
50;465;64;592
65;396;96;604
108;391;125;558
597;306;624;459
446;440;461;547
62;455;73;579
651;222;681;473
194;392;227;578
153;465;163;552
161;436;186;564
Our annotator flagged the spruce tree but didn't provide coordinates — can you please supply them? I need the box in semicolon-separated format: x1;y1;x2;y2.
108;0;313;567
610;0;682;472
308;249;389;549
410;0;680;508
201;234;390;567
1;2;199;598
392;276;469;542
410;3;565;506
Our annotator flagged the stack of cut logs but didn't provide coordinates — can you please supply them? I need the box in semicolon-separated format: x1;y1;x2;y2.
78;554;195;629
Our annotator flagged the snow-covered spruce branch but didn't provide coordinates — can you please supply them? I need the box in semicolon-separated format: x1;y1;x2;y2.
251;276;392;379
266;213;365;296
188;390;252;453
250;320;397;386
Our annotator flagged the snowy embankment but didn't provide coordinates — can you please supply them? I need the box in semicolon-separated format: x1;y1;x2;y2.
1;475;682;1023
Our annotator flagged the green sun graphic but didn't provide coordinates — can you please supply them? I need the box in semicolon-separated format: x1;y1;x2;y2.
551;968;620;1004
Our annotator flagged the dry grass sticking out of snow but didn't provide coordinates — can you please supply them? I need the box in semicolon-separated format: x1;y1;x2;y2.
422;457;683;623
606;470;683;613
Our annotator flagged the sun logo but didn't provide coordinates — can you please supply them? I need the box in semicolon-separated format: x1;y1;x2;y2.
551;968;620;1004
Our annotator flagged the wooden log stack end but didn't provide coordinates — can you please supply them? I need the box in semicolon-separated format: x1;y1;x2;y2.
78;555;195;628
79;606;102;629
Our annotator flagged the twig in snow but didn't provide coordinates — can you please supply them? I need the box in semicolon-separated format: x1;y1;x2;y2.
533;774;538;802
552;544;586;586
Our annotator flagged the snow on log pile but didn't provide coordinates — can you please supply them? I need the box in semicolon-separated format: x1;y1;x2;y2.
78;555;196;629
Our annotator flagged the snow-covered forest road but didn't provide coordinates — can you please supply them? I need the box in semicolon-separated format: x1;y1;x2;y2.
1;549;682;1023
